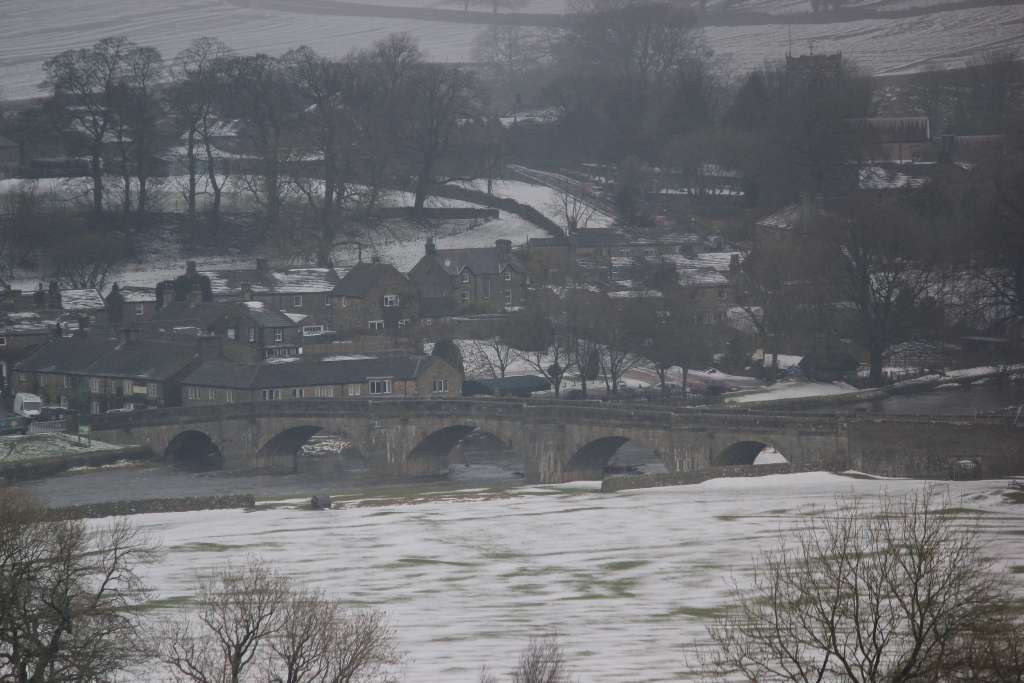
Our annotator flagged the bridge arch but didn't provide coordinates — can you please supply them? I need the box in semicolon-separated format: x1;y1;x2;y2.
714;441;789;467
408;425;522;480
565;436;668;481
165;430;223;471
256;425;368;475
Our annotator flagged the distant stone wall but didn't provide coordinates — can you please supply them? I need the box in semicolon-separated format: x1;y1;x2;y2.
53;494;257;519
600;463;823;493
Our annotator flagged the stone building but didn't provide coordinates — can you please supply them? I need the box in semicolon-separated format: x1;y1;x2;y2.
332;259;418;335
147;300;302;359
408;238;528;312
180;354;462;404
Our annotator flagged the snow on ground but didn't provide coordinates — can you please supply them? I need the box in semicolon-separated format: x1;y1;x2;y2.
0;433;124;463
726;380;859;403
457;179;615;231
125;473;1024;682
3;1;1022;100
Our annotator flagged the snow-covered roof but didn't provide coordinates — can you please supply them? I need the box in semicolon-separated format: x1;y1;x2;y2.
858;166;930;190
693;252;742;272
118;286;157;303
677;268;729;287
268;268;338;294
60;289;105;310
609;289;663;299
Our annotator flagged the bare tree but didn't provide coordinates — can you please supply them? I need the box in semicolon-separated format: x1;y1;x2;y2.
507;302;573;397
695;490;1024;682
511;635;574;683
43;36;133;214
162;559;399;683
551;185;595;234
0;489;157;682
466;336;517;379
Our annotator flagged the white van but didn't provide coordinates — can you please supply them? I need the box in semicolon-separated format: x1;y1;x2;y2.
13;392;43;418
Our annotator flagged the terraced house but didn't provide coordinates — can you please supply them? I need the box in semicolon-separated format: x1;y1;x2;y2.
179;354;462;404
409;238;527;312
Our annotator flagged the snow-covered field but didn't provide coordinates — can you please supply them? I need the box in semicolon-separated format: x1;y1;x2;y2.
130;473;1024;681
2;0;1022;101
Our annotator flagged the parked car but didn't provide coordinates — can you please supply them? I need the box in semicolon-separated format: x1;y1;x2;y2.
13;392;43;418
40;406;77;421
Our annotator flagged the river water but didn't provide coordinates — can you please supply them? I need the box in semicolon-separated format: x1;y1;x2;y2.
808;381;1024;416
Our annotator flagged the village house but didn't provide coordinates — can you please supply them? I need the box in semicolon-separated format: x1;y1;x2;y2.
180;354;462;404
332;259;418;335
147;299;302;359
408;238;528;312
200;260;340;329
13;333;207;414
104;284;159;322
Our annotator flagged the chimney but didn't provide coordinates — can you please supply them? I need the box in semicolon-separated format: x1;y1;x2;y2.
160;284;176;308
187;285;203;307
256;258;269;273
729;253;741;272
240;282;253;301
186;260;197;275
48;281;61;309
425;237;437;256
33;283;45;309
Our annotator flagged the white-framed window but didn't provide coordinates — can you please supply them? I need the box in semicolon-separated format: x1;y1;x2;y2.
186;386;200;400
302;325;325;337
225;390;234;403
290;388;302;399
423;319;433;327
461;272;470;284
461;291;470;304
273;328;283;343
249;327;256;343
346;384;360;397
261;389;282;401
123;379;133;395
314;385;334;398
292;295;303;308
63;375;72;388
504;289;512;306
89;377;101;393
368;320;384;331
91;401;101;415
227;327;237;340
397;319;409;328
208;387;216;400
148;383;158;398
503;270;512;281
383;294;399;308
432;378;448;394
341;296;348;308
368;379;392;395
135;303;145;316
0;336;7;347
322;294;330;307
484;280;491;299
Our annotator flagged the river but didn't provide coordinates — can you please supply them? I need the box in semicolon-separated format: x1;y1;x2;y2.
807;380;1024;416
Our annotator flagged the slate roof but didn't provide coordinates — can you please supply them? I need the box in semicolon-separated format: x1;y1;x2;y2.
16;336;199;380
428;248;524;276
571;230;629;248
463;376;550;395
528;236;570;248
183;354;439;389
238;301;298;328
150;302;234;329
200;268;271;298
333;261;406;298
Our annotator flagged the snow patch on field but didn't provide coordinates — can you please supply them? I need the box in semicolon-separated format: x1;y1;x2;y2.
126;473;1024;682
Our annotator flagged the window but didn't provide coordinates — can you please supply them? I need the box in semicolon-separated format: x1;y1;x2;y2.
0;336;7;347
322;295;330;307
461;291;470;304
225;390;234;403
314;385;334;398
503;270;512;282
63;375;72;388
368;320;384;332
293;295;303;308
432;378;448;394
273;328;283;343
261;389;282;401
91;401;101;415
346;384;361;397
89;377;101;393
383;294;399;308
341;296;348;308
186;386;200;400
227;327;236;340
423;319;433;327
248;327;256;343
484;280;491;299
290;388;302;399
461;272;470;284
147;383;158;398
132;382;149;396
135;303;145;316
302;325;325;337
208;387;216;400
398;319;409;328
504;289;512;306
368;379;392;395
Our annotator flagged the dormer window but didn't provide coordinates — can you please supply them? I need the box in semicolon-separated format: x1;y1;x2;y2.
383;294;399;308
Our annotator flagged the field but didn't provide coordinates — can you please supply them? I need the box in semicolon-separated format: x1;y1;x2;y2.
128;472;1024;681
2;0;1023;101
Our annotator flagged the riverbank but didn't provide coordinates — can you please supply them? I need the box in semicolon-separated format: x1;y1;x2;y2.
0;433;152;482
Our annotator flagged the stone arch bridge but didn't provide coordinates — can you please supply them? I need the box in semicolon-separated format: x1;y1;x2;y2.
87;399;1024;484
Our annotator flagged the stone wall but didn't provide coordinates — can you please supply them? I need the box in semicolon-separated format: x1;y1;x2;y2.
0;446;153;482
53;494;256;519
601;463;824;493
